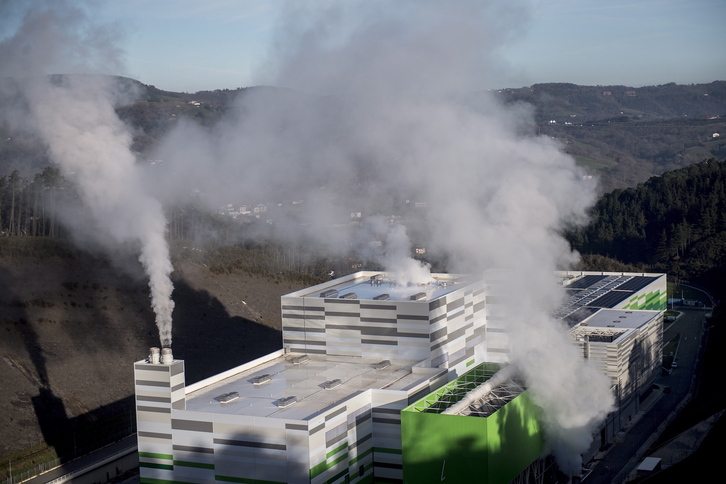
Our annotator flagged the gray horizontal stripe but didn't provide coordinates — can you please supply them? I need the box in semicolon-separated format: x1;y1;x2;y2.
487;327;509;333
137;364;170;372
397;315;429;321
488;347;510;353
137;405;171;414
326;406;347;421
361;326;397;336
430;327;447;342
326;324;362;331
171;382;185;393
310;423;325;435
473;300;486;312
307;348;326;354
286;423;308;431
473;287;486;297
447;308;465;321
172;419;213;432
136;380;169;388
431;340;447;352
283;326;326;333
171;363;184;376
173;445;214;454
283;339;326;346
326;433;347;448
355;433;372;447
397;332;429;339
360;317;397;324
283;313;325;320
430;313;447;325
137;395;171;403
360;304;396;310
372;417;400;425
449;323;473;341
446;297;465;312
362;339;397;346
138;431;171;440
214;438;286;451
429;298;446;311
282;305;324;311
325;312;361;318
325;299;361;304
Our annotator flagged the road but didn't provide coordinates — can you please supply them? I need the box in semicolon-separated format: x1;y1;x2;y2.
585;308;709;483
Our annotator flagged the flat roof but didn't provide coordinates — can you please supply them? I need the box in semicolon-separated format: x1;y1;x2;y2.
578;308;660;331
184;354;436;421
286;272;477;302
554;274;662;324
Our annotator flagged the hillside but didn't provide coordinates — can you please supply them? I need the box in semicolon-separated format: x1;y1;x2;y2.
1;78;725;193
495;82;726;191
0;238;305;464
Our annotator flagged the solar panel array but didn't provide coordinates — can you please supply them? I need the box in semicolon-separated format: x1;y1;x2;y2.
554;275;657;325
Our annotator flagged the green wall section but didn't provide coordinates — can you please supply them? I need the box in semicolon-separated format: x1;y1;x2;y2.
401;365;544;484
621;287;667;311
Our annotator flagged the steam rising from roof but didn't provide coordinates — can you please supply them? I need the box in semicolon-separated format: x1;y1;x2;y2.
148;0;612;472
1;0;614;472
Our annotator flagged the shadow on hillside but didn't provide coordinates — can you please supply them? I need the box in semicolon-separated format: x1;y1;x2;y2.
168;278;283;384
2;260;281;466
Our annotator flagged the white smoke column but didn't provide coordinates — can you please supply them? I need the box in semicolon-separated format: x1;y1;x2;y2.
0;2;174;346
26;77;174;346
149;0;615;469
356;217;433;286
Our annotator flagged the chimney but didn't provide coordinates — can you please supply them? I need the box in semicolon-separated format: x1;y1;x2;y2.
149;347;160;364
160;347;173;365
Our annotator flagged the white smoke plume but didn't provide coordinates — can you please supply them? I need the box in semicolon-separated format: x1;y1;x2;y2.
146;0;614;472
0;1;174;346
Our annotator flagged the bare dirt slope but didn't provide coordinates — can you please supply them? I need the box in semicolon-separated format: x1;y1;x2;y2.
0;254;304;457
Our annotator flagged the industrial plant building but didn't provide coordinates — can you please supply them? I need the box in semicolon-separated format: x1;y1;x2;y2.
134;270;666;484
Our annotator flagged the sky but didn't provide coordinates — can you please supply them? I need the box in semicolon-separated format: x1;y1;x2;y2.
100;0;726;93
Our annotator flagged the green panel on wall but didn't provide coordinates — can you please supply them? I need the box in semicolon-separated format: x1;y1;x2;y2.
401;365;544;484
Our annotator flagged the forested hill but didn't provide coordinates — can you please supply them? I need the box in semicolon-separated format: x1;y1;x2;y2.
495;82;726;191
1;77;725;192
497;81;726;121
568;158;726;298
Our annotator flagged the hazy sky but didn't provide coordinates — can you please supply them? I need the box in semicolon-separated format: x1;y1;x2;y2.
102;0;726;93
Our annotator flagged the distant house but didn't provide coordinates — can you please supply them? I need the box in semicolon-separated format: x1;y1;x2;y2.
602;91;612;96
625;91;636;97
713;133;720;138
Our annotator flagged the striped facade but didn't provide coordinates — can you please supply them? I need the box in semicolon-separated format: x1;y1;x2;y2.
281;277;486;370
134;358;449;484
134;271;666;484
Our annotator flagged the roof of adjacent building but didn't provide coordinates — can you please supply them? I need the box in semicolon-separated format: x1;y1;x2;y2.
283;271;477;302
184;353;440;421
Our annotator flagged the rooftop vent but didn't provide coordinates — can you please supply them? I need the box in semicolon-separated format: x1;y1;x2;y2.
320;289;338;298
410;292;427;301
373;293;390;301
370;274;384;285
148;347;160;364
322;379;342;390
372;360;391;370
219;391;239;403
253;374;272;385
277;396;297;408
339;292;358;299
291;355;310;365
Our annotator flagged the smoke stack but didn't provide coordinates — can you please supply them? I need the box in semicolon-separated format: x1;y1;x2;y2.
160;347;173;365
149;347;160;364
